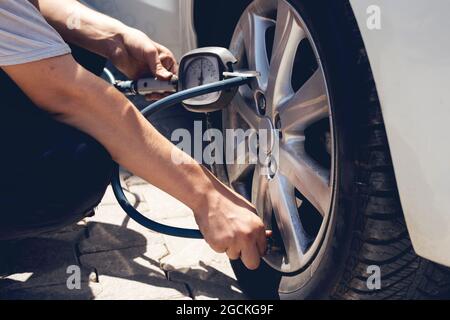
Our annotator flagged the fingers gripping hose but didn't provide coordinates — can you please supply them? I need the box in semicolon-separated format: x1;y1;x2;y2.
111;76;252;239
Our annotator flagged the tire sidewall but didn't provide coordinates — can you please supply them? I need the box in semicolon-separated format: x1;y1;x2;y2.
280;0;363;299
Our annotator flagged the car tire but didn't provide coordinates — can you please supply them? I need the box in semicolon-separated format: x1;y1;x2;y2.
207;0;450;299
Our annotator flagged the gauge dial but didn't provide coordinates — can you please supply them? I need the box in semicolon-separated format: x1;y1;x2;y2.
183;57;221;104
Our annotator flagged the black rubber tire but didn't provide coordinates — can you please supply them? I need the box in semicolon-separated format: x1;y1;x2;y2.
208;0;450;299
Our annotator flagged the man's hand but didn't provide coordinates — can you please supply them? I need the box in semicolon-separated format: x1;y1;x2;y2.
193;168;270;270
111;28;178;100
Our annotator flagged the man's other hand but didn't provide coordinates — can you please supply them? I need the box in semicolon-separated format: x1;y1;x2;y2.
193;168;271;270
111;27;178;100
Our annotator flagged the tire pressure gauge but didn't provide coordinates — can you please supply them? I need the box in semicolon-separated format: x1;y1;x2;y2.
179;47;238;112
114;47;258;112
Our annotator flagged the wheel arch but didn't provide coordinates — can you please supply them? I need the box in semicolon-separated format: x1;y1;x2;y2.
193;0;253;48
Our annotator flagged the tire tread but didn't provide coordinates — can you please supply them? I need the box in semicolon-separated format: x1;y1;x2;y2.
333;0;450;300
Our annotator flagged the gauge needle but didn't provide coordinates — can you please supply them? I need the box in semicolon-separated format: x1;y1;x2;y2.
198;60;204;85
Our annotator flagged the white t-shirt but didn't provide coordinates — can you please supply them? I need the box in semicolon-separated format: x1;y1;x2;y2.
0;0;71;66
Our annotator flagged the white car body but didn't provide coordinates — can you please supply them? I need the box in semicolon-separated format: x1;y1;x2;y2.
350;0;450;267
84;0;450;267
82;0;197;59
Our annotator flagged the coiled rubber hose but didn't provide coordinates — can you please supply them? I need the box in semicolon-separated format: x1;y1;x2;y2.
111;76;251;239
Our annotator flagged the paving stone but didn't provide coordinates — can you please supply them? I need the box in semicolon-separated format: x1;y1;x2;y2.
93;275;191;300
99;185;118;206
161;217;237;283
1;272;34;282
0;237;94;292
78;219;165;254
128;184;194;220
78;206;166;254
52;219;87;233
86;202;149;226
168;272;245;300
161;238;210;275
0;265;97;292
79;245;167;279
124;175;149;186
40;220;88;242
100;189;144;213
0;281;102;300
0;174;245;300
119;168;133;180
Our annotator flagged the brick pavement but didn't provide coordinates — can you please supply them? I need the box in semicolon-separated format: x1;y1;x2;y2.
0;170;246;300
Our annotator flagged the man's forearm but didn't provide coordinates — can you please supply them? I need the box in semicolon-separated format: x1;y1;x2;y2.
2;54;218;216
3;33;267;267
30;0;127;60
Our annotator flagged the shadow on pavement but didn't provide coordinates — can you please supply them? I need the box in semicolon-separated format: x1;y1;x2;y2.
0;221;241;300
0;235;94;299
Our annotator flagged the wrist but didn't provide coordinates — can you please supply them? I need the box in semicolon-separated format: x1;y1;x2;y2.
191;188;221;231
104;23;130;62
186;167;222;218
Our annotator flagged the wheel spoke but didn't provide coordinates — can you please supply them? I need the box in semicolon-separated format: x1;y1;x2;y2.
279;141;332;216
266;0;305;111
225;127;258;184
251;165;271;224
241;9;275;91
230;91;262;130
279;67;330;133
227;162;255;185
268;174;309;270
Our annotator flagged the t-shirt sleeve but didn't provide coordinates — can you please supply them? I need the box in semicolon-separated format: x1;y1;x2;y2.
0;0;71;66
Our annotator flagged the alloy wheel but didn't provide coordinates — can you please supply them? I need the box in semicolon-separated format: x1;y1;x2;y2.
224;0;336;273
